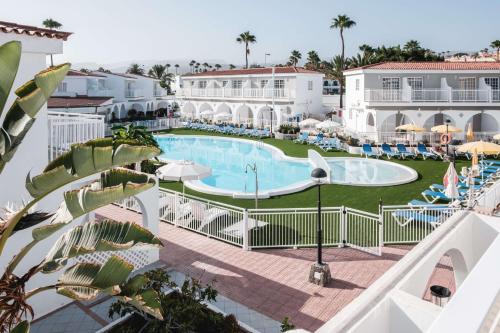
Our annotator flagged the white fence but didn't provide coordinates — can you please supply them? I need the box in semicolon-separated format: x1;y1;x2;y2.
47;111;105;161
105;118;179;136
180;87;291;100
113;179;500;254
365;89;500;103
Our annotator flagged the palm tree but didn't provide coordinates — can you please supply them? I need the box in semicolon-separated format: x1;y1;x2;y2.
189;60;196;72
305;51;321;70
97;66;111;73
471;52;479;62
359;44;374;55
214;64;222;71
148;64;167;88
174;64;180;75
324;55;349;105
490;40;500;61
236;31;257;69
330;15;356;108
202;62;209;72
42;18;62;67
229;64;236;70
166;63;171;73
288;50;302;67
126;63;145;75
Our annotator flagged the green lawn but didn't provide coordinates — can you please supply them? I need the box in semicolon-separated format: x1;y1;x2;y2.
156;128;469;213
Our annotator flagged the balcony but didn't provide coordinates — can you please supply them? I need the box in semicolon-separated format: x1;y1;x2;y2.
154;88;167;97
364;89;500;104
125;88;143;99
87;88;113;97
178;87;290;100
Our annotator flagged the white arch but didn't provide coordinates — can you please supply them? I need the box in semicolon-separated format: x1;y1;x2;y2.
181;102;196;119
256;105;277;128
112;105;119;121
465;112;499;133
422;113;456;131
157;101;169;109
119;104;126;119
379;113;413;132
366;112;375;130
198;102;214;120
130;103;144;112
234;105;253;125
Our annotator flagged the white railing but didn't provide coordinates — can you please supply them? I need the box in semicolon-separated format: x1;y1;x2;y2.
355;131;499;144
182;87;290;100
87;88;113;97
365;89;500;103
154;89;166;97
125;88;143;98
47;111;105;161
105;118;179;135
475;179;500;210
382;205;461;244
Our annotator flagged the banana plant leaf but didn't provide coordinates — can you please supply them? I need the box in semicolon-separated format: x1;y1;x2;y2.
41;220;162;273
9;320;29;333
26;139;160;199
0;41;21;118
114;274;163;319
56;255;133;300
0;63;70;174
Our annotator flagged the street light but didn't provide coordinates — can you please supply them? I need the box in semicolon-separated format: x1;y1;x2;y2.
308;168;332;286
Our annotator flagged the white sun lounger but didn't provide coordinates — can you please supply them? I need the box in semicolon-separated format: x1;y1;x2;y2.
221;218;268;238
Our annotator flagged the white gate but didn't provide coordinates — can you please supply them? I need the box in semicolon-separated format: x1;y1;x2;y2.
342;207;382;256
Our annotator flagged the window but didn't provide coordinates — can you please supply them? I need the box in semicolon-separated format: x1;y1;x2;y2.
222;80;228;87
260;80;268;88
407;77;423;90
231;80;242;89
308;80;313;91
458;77;476;90
57;82;67;92
355;79;360;91
382;77;400;90
198;81;207;89
274;79;285;89
485;77;499;90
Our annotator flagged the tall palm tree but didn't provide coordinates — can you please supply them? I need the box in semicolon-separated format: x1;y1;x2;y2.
189;60;196;72
202;62;209;72
174;64;180;75
288;50;302;67
470;52;479;62
325;55;348;102
126;63;145;75
305;50;321;70
236;31;257;69
490;40;500;61
42;18;62;67
229;64;236;70
148;64;167;84
214;64;222;71
330;15;356;108
166;63;171;73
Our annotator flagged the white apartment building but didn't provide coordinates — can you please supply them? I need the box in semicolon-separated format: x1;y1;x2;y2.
176;67;325;127
343;62;500;141
50;70;169;121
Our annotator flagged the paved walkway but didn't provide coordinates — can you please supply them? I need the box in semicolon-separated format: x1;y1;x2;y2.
95;205;455;332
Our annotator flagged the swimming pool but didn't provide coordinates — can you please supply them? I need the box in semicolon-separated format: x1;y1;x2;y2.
156;135;418;198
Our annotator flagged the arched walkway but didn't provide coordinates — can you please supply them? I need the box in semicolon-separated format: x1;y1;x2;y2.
422;113;455;130
111;105;119;121
130;103;144;112
379;113;412;132
198;102;214;120
366;112;376;132
214;103;233;122
119;104;126;119
234;105;254;125
181;102;196;119
465;113;499;133
256;106;277;128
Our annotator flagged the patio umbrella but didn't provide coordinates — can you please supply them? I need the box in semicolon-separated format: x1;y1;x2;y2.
466;123;474;142
457;140;500;155
316;119;341;130
156;160;212;194
395;124;425;147
443;162;459;200
493;133;500;140
299;118;320;128
431;124;462;133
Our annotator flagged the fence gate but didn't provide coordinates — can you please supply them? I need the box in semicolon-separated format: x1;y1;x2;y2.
342;207;382;256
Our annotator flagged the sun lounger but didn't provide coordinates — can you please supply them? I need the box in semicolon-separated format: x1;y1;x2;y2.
381;143;400;159
416;143;438;160
421;189;463;203
220;218;268;238
362;144;380;159
294;132;309;143
396;144;416;159
307;133;324;145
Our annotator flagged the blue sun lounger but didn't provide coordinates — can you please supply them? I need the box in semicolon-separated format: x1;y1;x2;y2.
396;144;416;159
294;132;309;143
421;190;463;203
381;143;400;159
416;143;438;160
362;144;380;158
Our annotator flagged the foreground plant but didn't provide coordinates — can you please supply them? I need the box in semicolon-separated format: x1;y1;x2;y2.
0;41;164;332
108;268;240;333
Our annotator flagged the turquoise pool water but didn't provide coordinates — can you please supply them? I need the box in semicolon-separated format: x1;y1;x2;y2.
156;136;311;193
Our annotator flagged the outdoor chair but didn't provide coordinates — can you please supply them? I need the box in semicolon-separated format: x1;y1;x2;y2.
421;189;463;203
396;144;416;159
381;143;400;159
417;143;439;160
294;132;309;144
362;144;380;159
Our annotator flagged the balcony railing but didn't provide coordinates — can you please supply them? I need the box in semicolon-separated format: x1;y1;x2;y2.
125;88;143;98
154;89;166;97
87;88;113;97
179;87;289;99
365;89;500;103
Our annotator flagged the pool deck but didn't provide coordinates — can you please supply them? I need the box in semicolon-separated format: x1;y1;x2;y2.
94;205;456;332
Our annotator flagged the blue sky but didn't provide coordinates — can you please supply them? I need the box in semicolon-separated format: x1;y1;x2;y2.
3;0;500;67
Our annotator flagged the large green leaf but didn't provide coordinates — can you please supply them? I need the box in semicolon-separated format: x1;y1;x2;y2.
26;139;160;198
0;63;70;173
9;320;30;333
42;220;162;273
56;256;133;301
0;41;21;118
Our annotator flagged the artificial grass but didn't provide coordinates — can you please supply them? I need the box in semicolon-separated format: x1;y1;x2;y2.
155;128;469;213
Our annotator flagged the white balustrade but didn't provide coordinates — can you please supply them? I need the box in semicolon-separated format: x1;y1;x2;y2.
183;87;288;99
365;89;500;103
125;88;143;98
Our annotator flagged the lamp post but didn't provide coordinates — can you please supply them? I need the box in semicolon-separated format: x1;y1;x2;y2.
445;119;451;156
308;168;332;286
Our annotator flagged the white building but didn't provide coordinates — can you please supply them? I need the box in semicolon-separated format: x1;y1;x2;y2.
50;69;170;121
176;67;325;127
343;62;500;142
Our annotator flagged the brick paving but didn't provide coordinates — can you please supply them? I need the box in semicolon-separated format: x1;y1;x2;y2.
95;205;456;332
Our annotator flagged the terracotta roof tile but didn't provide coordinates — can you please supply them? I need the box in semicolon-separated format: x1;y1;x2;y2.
67;70;107;78
48;96;113;108
183;67;322;77
345;61;500;72
93;71;137;79
0;21;72;41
